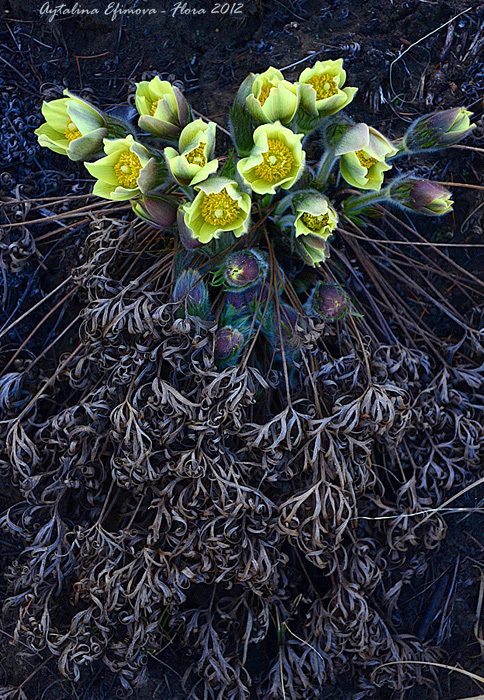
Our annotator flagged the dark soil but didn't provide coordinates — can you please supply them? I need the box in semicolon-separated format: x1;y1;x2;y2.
1;0;484;698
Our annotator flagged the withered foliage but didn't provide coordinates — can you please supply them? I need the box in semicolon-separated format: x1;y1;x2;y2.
1;205;484;699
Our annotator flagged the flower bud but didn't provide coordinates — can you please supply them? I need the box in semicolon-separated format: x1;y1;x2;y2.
307;282;351;320
131;195;177;229
173;269;209;318
214;326;246;367
401;107;475;153
295;233;330;267
388;177;453;216
223;249;268;289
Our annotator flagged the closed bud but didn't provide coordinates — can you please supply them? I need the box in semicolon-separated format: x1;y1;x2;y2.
131;195;177;229
173;269;209;318
223;249;268;289
389;177;453;216
401;107;475;153
307;282;351;320
215;325;246;367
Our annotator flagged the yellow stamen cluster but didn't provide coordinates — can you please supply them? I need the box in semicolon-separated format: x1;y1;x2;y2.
150;99;161;116
200;188;242;226
301;212;330;233
185;143;206;167
307;74;338;100
356;150;378;168
114;152;142;188
258;84;273;106
64;120;82;142
253;139;293;182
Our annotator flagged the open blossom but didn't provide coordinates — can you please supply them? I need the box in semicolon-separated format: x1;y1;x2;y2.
164;119;218;186
35;92;108;161
239;67;299;125
336;123;398;191
135;76;190;138
85;135;159;201
294;194;338;241
237;122;305;195
297;59;357;117
180;177;251;244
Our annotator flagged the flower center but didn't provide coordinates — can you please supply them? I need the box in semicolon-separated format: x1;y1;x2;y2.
253;139;294;182
356;150;378;169
258;83;275;106
150;99;161;116
200;188;243;227
114;151;142;188
64;120;82;142
307;74;338;100
301;212;330;233
185;143;206;167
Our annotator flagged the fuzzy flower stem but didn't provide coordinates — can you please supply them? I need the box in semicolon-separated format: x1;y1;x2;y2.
315;147;336;185
343;187;390;213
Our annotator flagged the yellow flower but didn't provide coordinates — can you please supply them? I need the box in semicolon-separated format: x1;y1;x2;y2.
135;76;190;138
84;135;158;201
297;59;357;117
237;122;305;195
180;177;251;244
294;194;338;240
164;119;218;186
336;123;398;191
241;67;299;125
35;92;108;161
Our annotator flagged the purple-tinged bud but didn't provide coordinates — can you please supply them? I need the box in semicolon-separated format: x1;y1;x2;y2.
308;283;351;320
173;269;209;317
389;177;453;216
223;249;268;289
177;207;204;250
401;107;475;153
215;326;245;367
132;195;177;229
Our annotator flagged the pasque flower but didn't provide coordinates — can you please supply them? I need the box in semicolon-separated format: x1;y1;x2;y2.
336;123;398;190
239;67;299;125
400;107;475;153
297;59;357;117
306;283;351;320
180;177;251;244
35;92;108;161
222;249;268;290
237;122;305;195
131;194;177;229
389;177;453;215
136;76;190;138
85;135;159;201
164;119;218;186
294;194;338;241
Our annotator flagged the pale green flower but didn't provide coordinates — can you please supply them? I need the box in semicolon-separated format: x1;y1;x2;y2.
297;59;357;117
85;135;158;201
35;92;108;161
164;120;218;186
135;76;190;137
180;177;251;244
336;123;398;191
237;122;305;195
294;194;338;241
241;67;299;125
295;233;330;267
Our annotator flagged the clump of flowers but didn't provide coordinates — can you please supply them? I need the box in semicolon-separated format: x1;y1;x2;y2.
36;61;475;368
